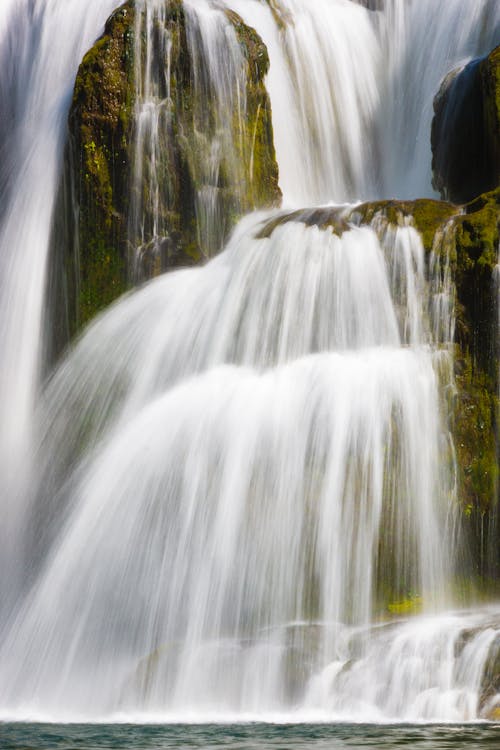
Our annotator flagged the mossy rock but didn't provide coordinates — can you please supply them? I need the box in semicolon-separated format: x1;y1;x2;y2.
68;1;135;329
432;46;500;204
257;189;499;565
225;10;280;210
257;197;460;248
62;0;280;330
387;595;423;617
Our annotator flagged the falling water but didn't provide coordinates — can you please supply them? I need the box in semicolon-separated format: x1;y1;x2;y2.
0;0;499;724
130;0;250;273
0;0;123;611
226;0;500;204
0;214;485;721
182;0;248;254
129;0;174;274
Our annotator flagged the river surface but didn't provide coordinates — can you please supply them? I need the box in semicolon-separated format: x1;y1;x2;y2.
2;723;500;750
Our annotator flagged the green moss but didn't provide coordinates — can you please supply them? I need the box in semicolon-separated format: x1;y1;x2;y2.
354;198;459;251
452;188;500;375
454;356;498;512
79;237;126;324
456;189;500;263
69;1;134;327
223;9;281;213
358;193;499;527
258;198;459;249
387;595;423;617
225;9;269;82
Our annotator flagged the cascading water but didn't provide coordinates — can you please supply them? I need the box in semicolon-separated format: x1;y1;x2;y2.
227;0;500;204
0;0;499;725
130;0;251;274
0;218;460;720
0;0;124;613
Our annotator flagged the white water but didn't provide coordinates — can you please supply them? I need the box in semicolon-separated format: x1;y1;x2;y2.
131;0;251;271
227;0;500;204
0;0;122;609
1;216;493;721
0;0;499;724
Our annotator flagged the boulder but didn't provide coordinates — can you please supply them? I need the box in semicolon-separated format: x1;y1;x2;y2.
61;1;280;329
432;46;500;204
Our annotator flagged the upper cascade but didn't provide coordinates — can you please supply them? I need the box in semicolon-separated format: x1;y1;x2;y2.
0;0;121;614
227;0;500;204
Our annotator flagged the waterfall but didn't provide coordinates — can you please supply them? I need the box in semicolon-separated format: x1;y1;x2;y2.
0;216;478;721
0;0;123;611
226;0;500;204
130;0;252;274
0;0;499;724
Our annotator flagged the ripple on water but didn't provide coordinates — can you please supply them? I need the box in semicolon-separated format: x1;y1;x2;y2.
2;724;500;750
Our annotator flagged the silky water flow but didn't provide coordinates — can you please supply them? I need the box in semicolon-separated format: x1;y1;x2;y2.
0;0;499;724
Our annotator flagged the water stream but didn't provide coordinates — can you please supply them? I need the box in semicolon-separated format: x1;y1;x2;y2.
0;0;122;612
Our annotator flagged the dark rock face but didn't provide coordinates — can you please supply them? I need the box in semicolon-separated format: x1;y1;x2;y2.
432;47;500;204
62;1;280;330
349;0;385;9
68;2;134;330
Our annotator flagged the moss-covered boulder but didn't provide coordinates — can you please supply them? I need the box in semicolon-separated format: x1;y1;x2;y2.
68;2;134;330
431;46;500;204
65;0;280;329
258;189;500;577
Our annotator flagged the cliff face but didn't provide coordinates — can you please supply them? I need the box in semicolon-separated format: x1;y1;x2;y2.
430;44;500;576
65;0;280;328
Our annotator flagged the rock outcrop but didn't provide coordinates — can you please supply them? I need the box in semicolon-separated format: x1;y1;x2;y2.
68;2;134;329
432;46;500;204
64;0;280;329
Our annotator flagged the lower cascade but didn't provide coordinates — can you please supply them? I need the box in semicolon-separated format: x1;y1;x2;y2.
0;216;499;722
0;0;499;727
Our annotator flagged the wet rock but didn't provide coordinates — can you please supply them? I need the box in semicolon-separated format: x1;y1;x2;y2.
350;0;385;10
432;46;500;204
66;2;134;330
61;1;280;329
